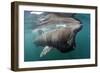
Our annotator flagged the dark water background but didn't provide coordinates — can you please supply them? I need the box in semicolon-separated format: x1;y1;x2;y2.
24;11;90;62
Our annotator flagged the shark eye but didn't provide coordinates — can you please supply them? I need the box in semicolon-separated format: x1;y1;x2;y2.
38;30;44;34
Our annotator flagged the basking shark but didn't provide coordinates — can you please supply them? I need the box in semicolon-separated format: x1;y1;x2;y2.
33;12;83;57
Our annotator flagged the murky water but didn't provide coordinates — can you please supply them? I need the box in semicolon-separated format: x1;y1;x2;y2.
24;11;90;62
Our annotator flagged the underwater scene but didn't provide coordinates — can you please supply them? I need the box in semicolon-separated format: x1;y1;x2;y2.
24;11;90;62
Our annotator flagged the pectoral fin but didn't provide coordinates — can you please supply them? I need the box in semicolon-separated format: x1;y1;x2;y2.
40;46;52;57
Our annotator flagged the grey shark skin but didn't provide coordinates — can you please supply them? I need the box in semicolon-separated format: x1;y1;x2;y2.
33;13;83;57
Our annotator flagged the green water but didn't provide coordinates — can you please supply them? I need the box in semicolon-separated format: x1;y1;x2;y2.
24;11;90;62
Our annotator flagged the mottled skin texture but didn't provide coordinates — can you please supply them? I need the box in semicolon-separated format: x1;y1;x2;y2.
34;28;77;53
